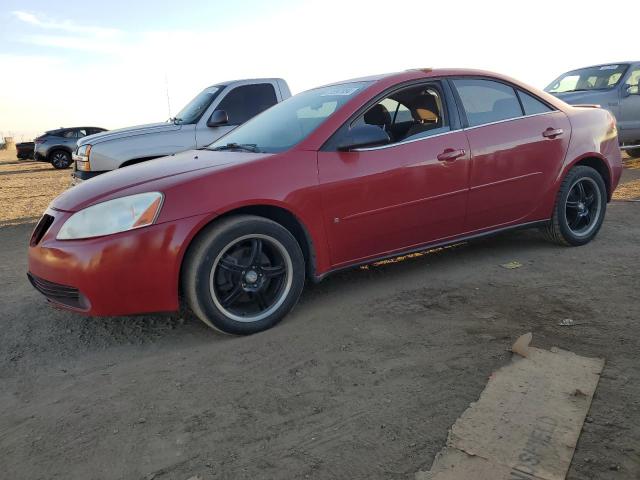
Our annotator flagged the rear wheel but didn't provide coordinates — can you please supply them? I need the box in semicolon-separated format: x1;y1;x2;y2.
626;147;640;159
182;215;305;335
49;150;72;169
544;165;607;246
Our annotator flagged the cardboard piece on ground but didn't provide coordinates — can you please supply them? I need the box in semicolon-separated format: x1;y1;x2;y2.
417;345;604;480
511;332;532;358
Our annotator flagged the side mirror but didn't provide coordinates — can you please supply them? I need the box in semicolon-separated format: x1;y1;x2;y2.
207;110;229;127
623;84;639;97
337;125;391;151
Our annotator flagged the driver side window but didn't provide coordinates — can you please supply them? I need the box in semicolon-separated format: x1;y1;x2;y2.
626;68;640;94
352;83;449;145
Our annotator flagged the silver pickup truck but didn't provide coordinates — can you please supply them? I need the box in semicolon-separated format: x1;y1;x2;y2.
73;78;291;183
545;61;640;158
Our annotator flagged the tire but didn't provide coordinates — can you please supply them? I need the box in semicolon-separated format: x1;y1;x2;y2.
626;147;640;159
182;215;305;335
49;150;72;169
544;165;607;246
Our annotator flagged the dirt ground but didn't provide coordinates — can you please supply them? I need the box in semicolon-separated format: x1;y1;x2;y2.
0;149;639;479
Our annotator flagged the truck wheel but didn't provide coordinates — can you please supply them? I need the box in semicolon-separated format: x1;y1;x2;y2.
626;147;640;159
182;215;305;335
544;166;607;246
50;150;72;169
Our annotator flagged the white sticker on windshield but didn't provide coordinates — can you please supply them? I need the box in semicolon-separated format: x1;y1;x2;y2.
320;86;360;96
599;65;619;70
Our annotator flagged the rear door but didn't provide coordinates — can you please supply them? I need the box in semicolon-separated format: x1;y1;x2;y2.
451;78;571;231
619;65;640;143
318;81;470;266
61;129;80;150
195;83;279;147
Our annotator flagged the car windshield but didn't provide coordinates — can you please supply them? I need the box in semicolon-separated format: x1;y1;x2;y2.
172;86;222;124
207;81;372;153
545;64;629;93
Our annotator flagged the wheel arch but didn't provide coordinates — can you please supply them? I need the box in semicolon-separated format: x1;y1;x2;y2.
179;204;318;286
565;154;612;201
46;146;73;160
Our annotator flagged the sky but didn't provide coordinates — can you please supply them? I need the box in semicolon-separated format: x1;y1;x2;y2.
0;0;637;142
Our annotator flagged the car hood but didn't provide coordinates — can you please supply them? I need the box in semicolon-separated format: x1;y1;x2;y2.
51;149;272;212
78;122;183;147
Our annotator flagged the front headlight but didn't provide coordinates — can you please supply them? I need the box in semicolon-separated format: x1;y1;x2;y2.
57;192;164;240
75;144;92;171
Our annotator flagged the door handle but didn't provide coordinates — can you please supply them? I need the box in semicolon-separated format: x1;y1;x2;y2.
542;127;564;139
437;148;466;162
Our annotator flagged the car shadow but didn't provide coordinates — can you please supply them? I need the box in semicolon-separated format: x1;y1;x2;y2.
3;225;555;372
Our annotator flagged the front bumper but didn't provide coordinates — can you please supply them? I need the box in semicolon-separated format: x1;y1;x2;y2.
28;209;211;316
72;151;107;184
71;169;107;186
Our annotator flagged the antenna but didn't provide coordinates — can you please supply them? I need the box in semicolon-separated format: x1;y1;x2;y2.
165;73;171;118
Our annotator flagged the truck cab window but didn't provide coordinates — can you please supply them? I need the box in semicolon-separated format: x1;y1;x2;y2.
217;84;278;125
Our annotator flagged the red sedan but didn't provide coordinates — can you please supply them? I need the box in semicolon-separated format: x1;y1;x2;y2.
28;69;623;334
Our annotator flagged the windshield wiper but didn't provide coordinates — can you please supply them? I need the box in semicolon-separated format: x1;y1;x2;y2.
209;143;261;153
561;87;608;93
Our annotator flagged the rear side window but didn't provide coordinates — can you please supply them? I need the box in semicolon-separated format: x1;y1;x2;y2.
62;130;77;138
517;90;553;115
452;79;523;127
216;84;278;125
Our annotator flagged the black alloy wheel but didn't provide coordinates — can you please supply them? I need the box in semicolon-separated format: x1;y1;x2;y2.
211;235;291;321
182;215;305;335
544;165;607;246
564;177;601;237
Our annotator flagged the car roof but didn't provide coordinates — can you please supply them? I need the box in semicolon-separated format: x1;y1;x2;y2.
46;126;105;133
319;68;540;88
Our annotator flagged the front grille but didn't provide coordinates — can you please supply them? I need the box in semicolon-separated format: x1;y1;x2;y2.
30;214;54;246
27;273;87;310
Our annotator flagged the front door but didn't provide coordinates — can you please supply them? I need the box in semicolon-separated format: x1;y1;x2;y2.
318;82;470;267
451;78;571;232
619;66;640;143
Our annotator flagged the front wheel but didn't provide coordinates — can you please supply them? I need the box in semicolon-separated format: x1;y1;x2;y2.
50;150;72;169
544;165;607;246
182;215;305;335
